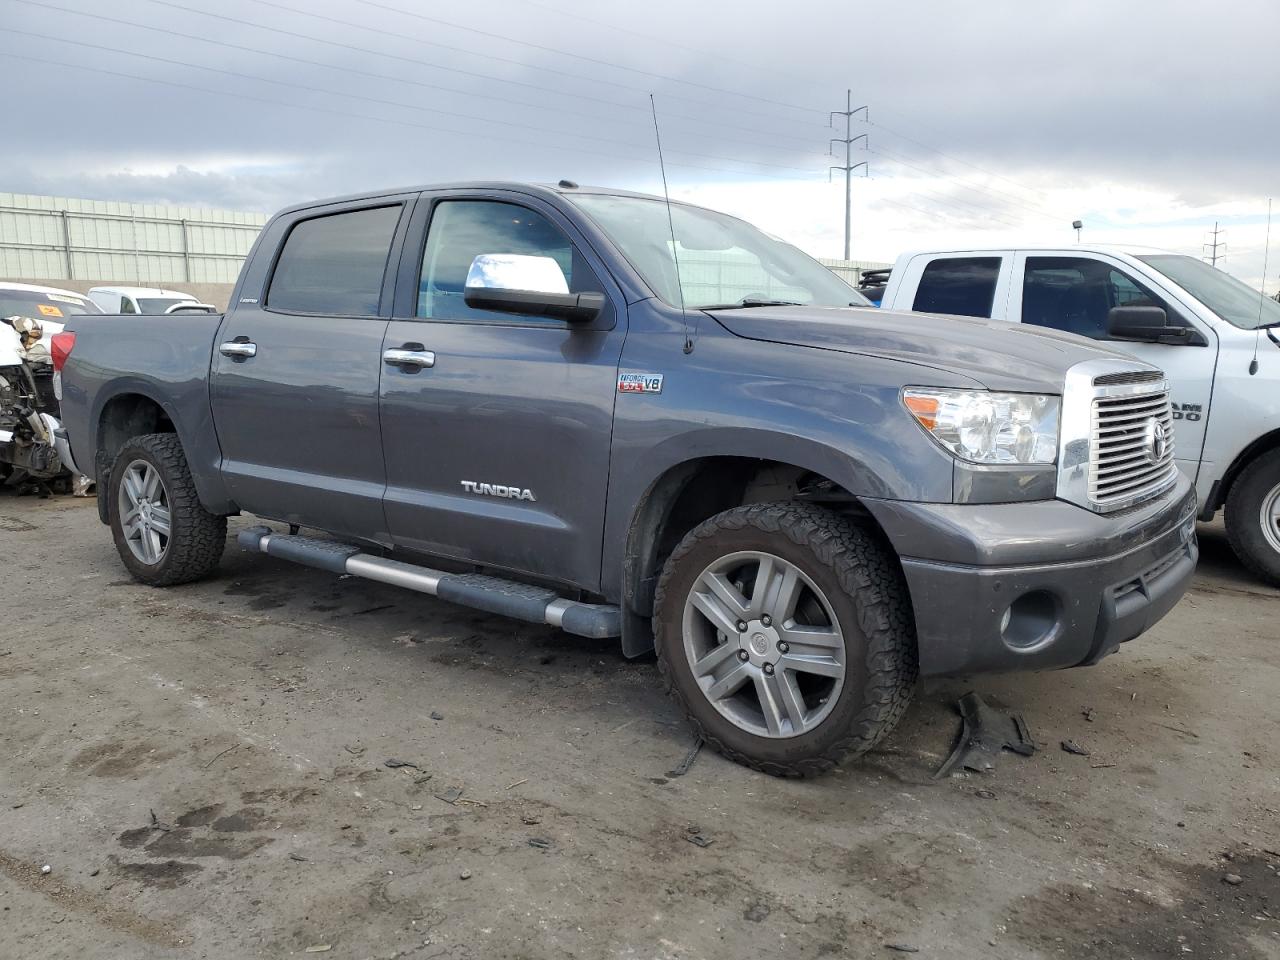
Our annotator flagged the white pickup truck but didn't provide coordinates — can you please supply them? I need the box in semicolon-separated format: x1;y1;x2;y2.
880;246;1280;583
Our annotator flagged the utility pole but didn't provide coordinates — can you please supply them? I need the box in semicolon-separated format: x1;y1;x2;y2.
1203;222;1227;266
829;90;868;262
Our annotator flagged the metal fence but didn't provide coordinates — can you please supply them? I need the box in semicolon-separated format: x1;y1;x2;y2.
0;192;266;285
817;258;891;287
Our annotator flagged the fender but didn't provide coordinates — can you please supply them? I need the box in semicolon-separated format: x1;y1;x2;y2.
606;427;922;657
90;376;236;516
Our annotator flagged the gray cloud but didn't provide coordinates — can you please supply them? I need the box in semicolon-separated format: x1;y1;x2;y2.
2;0;1277;260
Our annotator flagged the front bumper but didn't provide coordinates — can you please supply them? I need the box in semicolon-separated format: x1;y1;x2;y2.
863;474;1198;678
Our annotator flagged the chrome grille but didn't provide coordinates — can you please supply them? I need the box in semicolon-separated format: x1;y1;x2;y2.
1088;388;1177;510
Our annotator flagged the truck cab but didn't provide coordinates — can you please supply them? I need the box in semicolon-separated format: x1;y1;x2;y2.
881;246;1280;583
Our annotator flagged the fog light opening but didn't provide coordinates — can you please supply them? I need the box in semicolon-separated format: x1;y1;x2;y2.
1000;590;1061;652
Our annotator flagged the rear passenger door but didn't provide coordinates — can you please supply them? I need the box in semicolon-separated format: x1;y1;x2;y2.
379;190;626;591
210;196;415;540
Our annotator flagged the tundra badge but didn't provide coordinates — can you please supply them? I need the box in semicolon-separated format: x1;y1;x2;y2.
460;480;537;502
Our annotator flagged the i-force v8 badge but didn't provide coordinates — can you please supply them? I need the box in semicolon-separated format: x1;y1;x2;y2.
617;372;664;394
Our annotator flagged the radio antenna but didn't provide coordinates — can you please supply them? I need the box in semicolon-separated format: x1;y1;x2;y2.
649;93;694;354
1249;197;1272;376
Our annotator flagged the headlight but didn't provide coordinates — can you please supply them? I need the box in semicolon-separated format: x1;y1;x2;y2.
903;388;1060;465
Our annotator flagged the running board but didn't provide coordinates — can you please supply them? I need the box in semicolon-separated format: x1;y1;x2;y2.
236;526;621;639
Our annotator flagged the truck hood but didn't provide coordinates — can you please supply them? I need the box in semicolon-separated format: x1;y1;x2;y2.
708;304;1139;393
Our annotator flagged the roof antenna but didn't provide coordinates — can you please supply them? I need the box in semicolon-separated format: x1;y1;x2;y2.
649;93;694;354
1249;198;1272;376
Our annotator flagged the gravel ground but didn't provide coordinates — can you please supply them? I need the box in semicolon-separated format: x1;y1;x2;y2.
1;492;1278;960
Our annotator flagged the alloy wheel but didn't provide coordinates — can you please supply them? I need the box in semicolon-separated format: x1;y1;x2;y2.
117;459;171;565
681;550;845;738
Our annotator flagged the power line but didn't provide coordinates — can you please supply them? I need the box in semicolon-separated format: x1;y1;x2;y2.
869;118;1070;212
0;26;822;175
871;144;1068;223
0;50;823;184
502;0;822;91
348;0;827;117
483;0;1078;228
10;0;824;151
868;145;1067;225
873;194;1005;228
869;177;1026;229
132;0;828;132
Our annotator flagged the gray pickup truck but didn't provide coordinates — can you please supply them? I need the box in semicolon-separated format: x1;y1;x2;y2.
58;182;1198;776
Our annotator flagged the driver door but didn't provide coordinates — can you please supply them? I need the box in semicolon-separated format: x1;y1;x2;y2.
378;190;626;591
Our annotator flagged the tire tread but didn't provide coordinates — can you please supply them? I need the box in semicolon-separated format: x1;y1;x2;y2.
109;433;226;586
653;501;917;777
1224;449;1280;585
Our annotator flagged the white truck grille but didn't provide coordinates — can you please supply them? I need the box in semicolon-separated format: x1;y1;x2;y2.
1088;388;1177;510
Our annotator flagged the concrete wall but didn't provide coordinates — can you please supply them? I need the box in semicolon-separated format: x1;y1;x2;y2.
1;278;237;311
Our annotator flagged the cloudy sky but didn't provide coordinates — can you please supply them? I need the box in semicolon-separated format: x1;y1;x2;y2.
5;0;1279;288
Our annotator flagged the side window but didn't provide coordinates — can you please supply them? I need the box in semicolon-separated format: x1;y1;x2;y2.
417;200;599;322
1022;257;1170;340
1108;269;1160;308
912;257;1001;318
119;296;136;314
267;205;401;316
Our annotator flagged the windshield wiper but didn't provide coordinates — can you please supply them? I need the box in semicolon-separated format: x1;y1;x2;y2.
701;297;804;310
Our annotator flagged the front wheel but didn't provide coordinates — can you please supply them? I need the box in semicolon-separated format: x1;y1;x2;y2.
653;502;918;777
108;433;227;586
1225;449;1280;586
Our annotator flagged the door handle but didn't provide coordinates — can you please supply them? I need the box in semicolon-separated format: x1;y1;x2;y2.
383;348;436;369
219;340;257;359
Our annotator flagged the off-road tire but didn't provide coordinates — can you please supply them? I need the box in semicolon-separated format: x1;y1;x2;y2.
108;433;226;586
1225;449;1280;586
653;501;918;777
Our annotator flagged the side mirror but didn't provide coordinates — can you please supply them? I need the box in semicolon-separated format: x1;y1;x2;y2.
463;254;604;323
1106;305;1201;345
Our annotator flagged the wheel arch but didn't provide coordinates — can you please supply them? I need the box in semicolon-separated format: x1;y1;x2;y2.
618;454;902;657
92;382;233;523
1210;426;1280;515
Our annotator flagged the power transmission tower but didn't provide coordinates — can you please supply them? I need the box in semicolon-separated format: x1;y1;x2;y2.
829;90;868;261
1203;222;1227;266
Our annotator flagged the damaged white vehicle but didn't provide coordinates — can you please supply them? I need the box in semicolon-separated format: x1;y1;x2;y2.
0;282;100;494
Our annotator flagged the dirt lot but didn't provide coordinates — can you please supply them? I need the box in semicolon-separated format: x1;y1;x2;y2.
1;492;1278;960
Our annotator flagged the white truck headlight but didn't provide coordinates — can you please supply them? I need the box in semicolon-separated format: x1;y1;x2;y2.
903;389;1060;465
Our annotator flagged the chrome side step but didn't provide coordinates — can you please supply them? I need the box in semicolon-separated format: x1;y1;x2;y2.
236;526;621;639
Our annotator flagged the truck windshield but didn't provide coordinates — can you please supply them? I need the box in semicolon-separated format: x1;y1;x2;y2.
1137;254;1280;330
568;194;870;310
0;289;103;320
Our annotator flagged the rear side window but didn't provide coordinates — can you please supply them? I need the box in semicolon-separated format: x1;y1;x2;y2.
268;205;401;316
913;257;1002;318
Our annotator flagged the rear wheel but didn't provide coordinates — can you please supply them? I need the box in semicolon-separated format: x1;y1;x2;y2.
654;502;918;777
1225;449;1280;586
108;433;226;586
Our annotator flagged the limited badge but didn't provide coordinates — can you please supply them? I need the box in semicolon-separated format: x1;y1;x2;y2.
617;372;664;394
